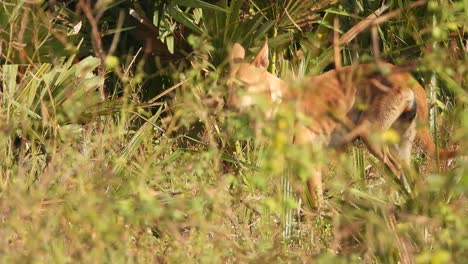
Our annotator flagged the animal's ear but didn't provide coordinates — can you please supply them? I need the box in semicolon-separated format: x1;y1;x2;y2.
252;38;269;69
229;43;245;78
228;43;245;85
230;43;245;64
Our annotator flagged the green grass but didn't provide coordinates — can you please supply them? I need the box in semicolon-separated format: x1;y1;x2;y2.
0;0;467;263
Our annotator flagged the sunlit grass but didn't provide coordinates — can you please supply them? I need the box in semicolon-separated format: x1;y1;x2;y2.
0;0;466;263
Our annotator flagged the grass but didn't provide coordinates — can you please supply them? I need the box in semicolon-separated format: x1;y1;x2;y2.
0;1;467;263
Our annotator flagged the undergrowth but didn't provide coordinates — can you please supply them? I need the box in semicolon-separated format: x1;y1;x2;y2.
0;0;466;263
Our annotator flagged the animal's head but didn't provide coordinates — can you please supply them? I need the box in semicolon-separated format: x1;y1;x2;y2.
227;39;286;109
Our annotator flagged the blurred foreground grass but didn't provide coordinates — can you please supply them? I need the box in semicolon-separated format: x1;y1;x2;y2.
0;0;467;263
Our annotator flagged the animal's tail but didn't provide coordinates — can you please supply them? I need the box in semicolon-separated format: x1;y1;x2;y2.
418;128;458;160
412;81;457;160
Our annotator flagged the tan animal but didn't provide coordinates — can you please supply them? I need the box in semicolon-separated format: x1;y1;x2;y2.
228;39;456;207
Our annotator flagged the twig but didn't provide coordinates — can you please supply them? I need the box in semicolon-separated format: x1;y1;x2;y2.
333;17;342;71
78;0;104;58
371;25;382;65
107;9;125;56
78;0;106;99
372;0;428;26
146;79;188;105
339;4;390;46
17;6;30;64
124;47;142;77
284;8;302;32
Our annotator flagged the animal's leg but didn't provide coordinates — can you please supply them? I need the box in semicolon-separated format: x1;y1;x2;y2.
329;119;370;150
356;87;416;175
307;167;323;209
391;117;417;166
295;125;326;209
329;119;401;174
341;119;371;144
360;136;401;175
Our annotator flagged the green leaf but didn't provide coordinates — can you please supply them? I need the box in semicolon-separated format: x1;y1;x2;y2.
2;64;18;98
325;7;353;17
114;107;164;174
166;35;175;54
167;3;203;34
10;99;42;120
172;0;229;12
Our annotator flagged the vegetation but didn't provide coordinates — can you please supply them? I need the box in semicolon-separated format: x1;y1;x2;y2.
0;0;466;262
